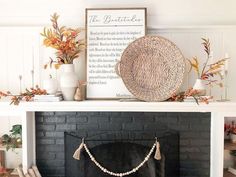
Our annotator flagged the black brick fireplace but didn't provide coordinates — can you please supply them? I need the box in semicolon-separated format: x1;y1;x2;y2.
35;112;210;177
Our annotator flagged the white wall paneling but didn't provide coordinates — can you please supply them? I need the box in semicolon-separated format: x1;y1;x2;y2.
0;27;42;93
1;0;236;26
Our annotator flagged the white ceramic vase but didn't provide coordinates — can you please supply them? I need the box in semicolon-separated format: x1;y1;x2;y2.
43;75;58;94
193;79;206;96
60;64;78;101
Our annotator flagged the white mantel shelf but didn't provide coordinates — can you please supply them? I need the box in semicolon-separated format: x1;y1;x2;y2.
0;100;236;113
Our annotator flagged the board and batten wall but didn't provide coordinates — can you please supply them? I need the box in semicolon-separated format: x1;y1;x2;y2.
0;0;236;26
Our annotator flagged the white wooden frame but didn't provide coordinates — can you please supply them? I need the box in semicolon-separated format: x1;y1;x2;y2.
85;8;147;99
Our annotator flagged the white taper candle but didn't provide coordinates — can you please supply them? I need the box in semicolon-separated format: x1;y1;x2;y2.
224;53;229;71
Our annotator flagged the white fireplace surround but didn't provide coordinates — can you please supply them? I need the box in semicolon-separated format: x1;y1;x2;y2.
0;101;235;177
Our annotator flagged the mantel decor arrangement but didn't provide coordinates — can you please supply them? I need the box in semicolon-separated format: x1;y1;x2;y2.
188;38;227;96
41;13;85;100
168;38;227;104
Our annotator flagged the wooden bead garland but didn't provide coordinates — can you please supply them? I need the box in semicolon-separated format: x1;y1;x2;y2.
73;138;161;177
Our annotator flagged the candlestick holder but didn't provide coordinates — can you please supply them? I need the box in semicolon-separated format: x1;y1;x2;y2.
31;70;34;88
18;75;22;93
217;69;230;102
223;70;230;101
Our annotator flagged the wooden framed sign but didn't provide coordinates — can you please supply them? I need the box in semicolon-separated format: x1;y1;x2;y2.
86;8;147;99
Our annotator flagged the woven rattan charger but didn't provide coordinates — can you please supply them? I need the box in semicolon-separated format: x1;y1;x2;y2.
116;35;186;102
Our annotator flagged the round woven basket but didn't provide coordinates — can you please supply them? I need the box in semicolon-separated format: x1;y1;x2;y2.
118;35;186;102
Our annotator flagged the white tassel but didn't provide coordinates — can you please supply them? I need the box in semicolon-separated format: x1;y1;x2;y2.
154;140;161;160
73;138;84;160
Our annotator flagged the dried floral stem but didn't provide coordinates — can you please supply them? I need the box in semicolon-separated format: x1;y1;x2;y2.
168;88;213;104
0;85;47;105
19;75;22;93
41;13;85;69
31;70;34;88
201;38;211;77
189;38;226;87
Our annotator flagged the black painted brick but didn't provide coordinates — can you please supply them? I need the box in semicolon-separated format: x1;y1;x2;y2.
45;116;66;123
66;116;88;123
188;153;210;161
36;131;45;137
190;124;210;131
190;139;210;146
37;145;64;152
180;147;201;153
38;159;65;167
37;139;55;145
36;116;44;123
181;132;201;138
37;125;55;131
88;116;110;123
56;139;64;145
199;146;211;153
180;139;190;146
37;152;56;160
169;123;190;131
45;132;64;138
56;124;76;131
56;153;65;160
77;123;99;130
36;112;54;116
200;132;210;139
133;116;154;122
36;112;211;177
180;161;210;168
99;123;122;131
111;116;133;122
122;123;143;131
55;112;77;116
143;123;167;131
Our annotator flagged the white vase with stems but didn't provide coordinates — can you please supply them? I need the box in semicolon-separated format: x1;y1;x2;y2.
193;78;206;96
60;64;78;101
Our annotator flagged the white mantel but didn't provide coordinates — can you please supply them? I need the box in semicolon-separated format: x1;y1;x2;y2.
0;101;235;177
0;100;236;113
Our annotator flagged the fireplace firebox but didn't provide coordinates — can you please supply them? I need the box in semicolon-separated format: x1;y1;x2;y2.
65;131;179;177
